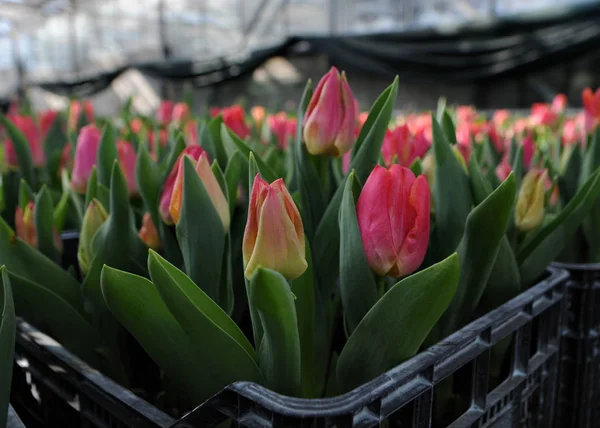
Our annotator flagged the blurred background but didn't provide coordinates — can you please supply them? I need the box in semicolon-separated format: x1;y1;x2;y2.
0;0;599;115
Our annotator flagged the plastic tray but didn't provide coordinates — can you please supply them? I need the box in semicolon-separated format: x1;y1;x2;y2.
11;264;568;427
7;405;26;428
552;262;600;428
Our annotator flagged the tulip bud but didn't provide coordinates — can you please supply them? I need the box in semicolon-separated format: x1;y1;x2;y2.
116;140;138;196
515;168;547;232
582;87;600;132
303;66;357;157
139;213;161;250
251;106;266;131
268;112;297;150
158;145;207;224
452;145;468;171
243;175;307;280
169;153;230;231
68;100;94;131
382;124;430;167
4;115;45;168
71;124;101;193
77;199;108;276
15;201;63;252
356;165;430;277
172;102;190;124
496;156;513;182
39;110;58;139
156;100;174;126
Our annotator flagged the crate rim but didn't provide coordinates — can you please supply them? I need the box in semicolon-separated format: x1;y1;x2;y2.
552;261;600;271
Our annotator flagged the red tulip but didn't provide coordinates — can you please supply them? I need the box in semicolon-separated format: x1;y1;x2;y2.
212;105;250;140
382;124;430;167
139;212;161;250
356;165;430;277
530;103;558;127
156;100;174;126
39;110;58;138
582;88;600;132
243;174;307;279
268;112;297;150
251;106;267;131
4;114;45;168
303;66;357;157
521;135;534;169
71;125;102;193
158;145;207;224
148;129;168;154
130;118;144;134
68;100;94;130
117;140;138;196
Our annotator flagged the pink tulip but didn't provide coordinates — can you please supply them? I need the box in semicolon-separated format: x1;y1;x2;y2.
493;110;511;128
562;118;585;147
243;174;307;280
139;212;161;250
382;124;430;167
303;66;357;157
185;120;198;146
342;151;352;174
172;102;190;124
356;165;430;277
521;135;534;169
582;88;600;132
156;100;174;126
71;125;102;194
268;112;297;150
456;105;478;124
68;100;94;131
4;114;45;168
496;156;513;182
158;145;207;224
552;94;567;114
39;110;58;138
117;140;138;196
130;118;144;134
530;103;558;127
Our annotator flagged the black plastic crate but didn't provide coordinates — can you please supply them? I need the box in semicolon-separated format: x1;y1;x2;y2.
8;405;26;428
552;262;600;428
10;266;568;428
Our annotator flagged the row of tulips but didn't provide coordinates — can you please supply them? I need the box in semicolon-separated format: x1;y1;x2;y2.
1;68;600;417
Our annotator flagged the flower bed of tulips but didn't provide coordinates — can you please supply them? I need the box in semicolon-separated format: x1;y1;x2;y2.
2;69;600;427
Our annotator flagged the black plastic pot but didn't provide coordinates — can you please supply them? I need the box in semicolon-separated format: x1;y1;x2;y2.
551;261;600;428
11;265;568;428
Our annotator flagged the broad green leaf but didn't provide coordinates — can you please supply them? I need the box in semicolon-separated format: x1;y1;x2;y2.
60;168;84;225
293;80;327;241
0;216;83;313
161;134;185;181
8;271;104;369
224;151;244;214
248;267;301;396
339;172;377;335
101;266;209;402
176;158;226;306
431;114;472;261
205;116;228;169
18;179;34;210
313;78;399;299
559;145;582;203
135;144;161;229
518;168;600;285
438;173;516;338
0;267;15;428
96;123;117;188
212;161;228;201
337;253;460;392
34;186;58;262
442;110;457;145
290;240;316;398
225;125;278;183
0;115;35;188
42;112;67;181
84;166;98;210
148;251;264;400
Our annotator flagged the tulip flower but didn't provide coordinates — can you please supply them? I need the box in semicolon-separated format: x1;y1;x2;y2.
77;199;108;275
59;144;73;175
354;111;369;138
71;125;102;194
382;124;430;167
4;114;45;168
158;145;207;224
268;112;297;150
185;120;198;146
530;103;558;127
562;118;585;147
521;135;534;169
172;103;190;124
496;156;513;182
356;165;430;277
212;105;250;140
39;110;58;138
251;106;266;131
139;213;161;250
493;110;511;128
515;168;547;232
242;175;307;280
156;100;174;126
552;94;567;114
303;66;357;157
456;105;478;124
169;152;230;231
148;129;168;155
117;140;138;196
130;118;144;134
68;100;94;130
582;87;600;132
15;202;63;252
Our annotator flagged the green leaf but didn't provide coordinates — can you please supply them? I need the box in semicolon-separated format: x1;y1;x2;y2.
8;271;104;369
226;125;278;183
101;266;210;402
580;128;600;260
431;114;473;261
53;181;70;232
18;179;34;210
438;173;516;337
442;110;457;145
313;78;399;299
0;216;83;313
204;116;228;169
248;267;301;396
176;157;226;306
290;240;316;398
0;267;15;428
518;167;600;285
96;123;118;188
559;145;582;203
336;253;460;393
84;166;98;209
148;251;264;400
0;115;35;188
135;143;162;229
339;172;377;335
34;186;58;262
224;151;244;214
60;168;83;226
409;158;422;176
162;134;185;181
42;112;67;176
